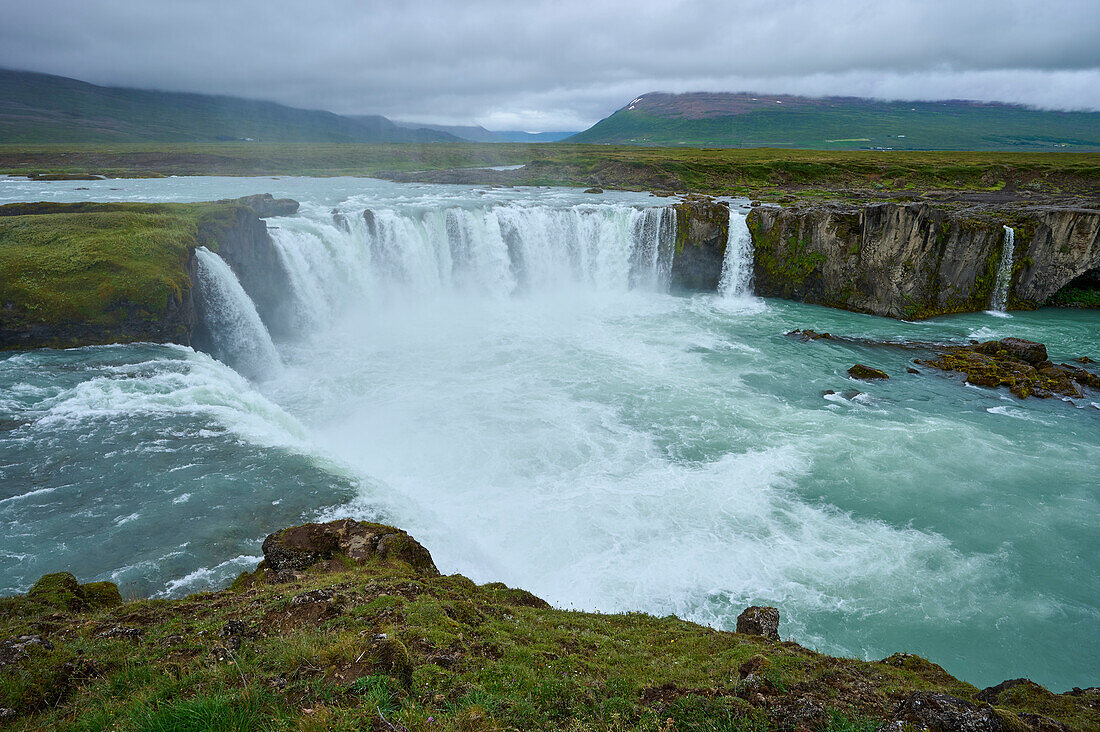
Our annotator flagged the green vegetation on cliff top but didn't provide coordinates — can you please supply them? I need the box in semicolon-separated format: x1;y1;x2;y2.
0;201;243;339
2;144;1098;199
1;520;1095;731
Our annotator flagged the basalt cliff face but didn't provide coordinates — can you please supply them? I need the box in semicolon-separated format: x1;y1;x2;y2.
670;196;730;290
748;203;1100;318
672;199;1100;318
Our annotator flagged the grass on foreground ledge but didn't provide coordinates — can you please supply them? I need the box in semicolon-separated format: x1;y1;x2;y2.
1;522;1096;732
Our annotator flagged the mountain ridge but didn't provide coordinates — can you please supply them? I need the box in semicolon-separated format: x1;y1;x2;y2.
568;91;1100;151
0;68;457;144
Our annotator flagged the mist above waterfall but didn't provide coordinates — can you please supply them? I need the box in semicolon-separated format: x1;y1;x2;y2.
2;177;1098;692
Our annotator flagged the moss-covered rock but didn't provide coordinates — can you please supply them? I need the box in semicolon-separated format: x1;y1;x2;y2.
918;339;1098;399
26;573;84;611
257;519;439;579
23;573;123;613
80;581;123;610
848;363;890;380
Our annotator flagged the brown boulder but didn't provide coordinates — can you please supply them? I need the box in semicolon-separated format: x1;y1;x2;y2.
260;519;438;576
736;606;780;641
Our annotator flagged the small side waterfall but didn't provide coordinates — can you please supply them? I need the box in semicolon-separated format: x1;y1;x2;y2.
193;247;281;379
718;209;754;298
989;225;1015;312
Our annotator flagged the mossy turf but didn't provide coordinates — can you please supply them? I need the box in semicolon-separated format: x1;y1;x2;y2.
1;560;1096;731
0;200;245;339
1;143;1098;199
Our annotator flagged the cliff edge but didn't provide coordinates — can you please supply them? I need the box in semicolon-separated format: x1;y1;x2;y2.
0;194;296;350
1;519;1096;730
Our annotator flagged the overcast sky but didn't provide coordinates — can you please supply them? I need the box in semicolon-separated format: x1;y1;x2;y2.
2;0;1099;131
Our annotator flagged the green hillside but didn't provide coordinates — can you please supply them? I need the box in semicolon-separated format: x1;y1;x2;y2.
0;69;457;144
570;92;1100;151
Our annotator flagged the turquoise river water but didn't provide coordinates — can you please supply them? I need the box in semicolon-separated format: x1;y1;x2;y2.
0;176;1096;691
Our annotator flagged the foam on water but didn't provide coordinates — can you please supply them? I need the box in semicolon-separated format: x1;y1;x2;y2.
718;209;755;298
193;247;282;379
0;177;1097;690
988;225;1015;313
29;346;306;450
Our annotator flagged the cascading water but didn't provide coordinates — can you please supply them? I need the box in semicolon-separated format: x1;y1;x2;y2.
193;247;281;379
3;177;1098;692
718;209;755;298
989;225;1015;313
268;203;676;327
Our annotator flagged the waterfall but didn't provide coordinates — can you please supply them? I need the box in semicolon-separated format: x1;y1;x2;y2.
718;209;754;298
269;203;676;328
989;225;1015;312
193;247;281;379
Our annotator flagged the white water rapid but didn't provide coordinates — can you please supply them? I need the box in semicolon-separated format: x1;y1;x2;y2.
267;203;676;326
4;177;1097;692
989;225;1015;313
718;209;755;298
193;247;281;379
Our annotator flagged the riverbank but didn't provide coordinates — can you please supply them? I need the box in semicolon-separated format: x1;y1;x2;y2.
3;144;1099;206
2;519;1096;731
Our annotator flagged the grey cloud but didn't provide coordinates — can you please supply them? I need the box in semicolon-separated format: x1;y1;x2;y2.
1;0;1098;131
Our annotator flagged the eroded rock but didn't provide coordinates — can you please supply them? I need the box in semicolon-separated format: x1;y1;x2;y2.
848;363;889;380
888;691;1007;732
259;519;439;576
736;606;780;641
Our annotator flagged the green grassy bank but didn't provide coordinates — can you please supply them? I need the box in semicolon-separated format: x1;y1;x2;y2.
0;199;272;348
1;520;1095;731
2;144;1099;199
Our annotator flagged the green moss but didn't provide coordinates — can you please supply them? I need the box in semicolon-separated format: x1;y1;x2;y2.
81;581;123;610
752;215;826;296
0;201;251;345
1048;285;1100;308
1;554;1096;731
26;572;85;611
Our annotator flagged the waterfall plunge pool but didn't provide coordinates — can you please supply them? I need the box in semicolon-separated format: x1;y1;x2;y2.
0;176;1097;691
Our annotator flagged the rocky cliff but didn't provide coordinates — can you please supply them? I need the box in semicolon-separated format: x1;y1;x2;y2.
670;196;730;290
672;198;1100;318
0;195;296;351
